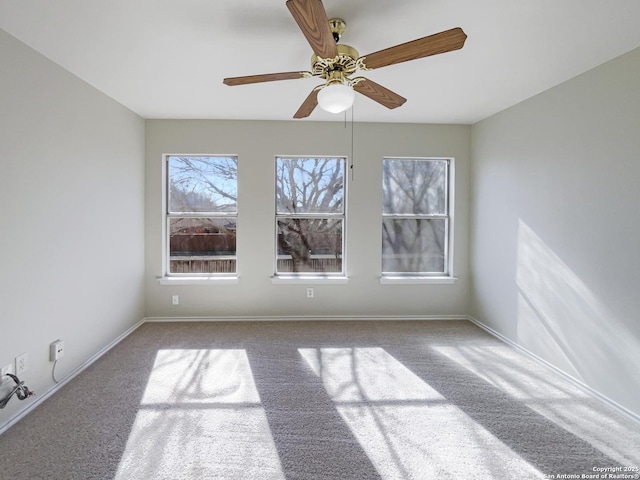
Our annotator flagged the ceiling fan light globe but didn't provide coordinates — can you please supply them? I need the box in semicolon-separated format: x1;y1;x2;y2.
318;84;355;113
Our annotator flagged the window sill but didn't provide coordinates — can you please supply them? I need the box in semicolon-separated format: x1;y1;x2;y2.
271;276;349;285
157;276;240;286
379;276;457;285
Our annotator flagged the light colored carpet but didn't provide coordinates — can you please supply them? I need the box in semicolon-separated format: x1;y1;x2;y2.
0;320;638;479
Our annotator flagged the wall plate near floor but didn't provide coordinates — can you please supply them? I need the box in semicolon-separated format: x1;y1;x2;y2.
15;353;28;375
50;340;65;362
1;364;13;382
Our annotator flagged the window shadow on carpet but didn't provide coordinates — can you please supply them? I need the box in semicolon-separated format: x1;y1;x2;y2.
246;346;383;480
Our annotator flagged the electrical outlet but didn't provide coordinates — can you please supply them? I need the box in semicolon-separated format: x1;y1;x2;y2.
50;340;65;362
1;364;13;382
15;353;28;375
172;295;179;306
306;288;314;298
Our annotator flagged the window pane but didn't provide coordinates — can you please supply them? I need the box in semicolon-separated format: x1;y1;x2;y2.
276;158;344;214
169;218;236;273
382;159;447;215
276;218;342;273
168;156;237;213
382;219;445;273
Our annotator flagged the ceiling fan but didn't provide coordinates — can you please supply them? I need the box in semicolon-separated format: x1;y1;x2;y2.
223;0;467;119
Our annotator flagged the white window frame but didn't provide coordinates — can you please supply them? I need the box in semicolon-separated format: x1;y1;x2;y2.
272;155;348;283
159;154;239;285
380;157;456;285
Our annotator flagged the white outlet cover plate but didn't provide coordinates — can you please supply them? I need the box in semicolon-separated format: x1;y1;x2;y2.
1;364;13;381
15;352;28;374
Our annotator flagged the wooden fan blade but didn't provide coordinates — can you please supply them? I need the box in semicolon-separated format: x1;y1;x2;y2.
353;78;406;109
286;0;338;59
224;71;309;86
293;88;319;118
361;27;467;70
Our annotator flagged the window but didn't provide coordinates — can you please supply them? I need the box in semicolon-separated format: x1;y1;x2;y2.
275;156;346;276
381;157;452;277
165;155;238;276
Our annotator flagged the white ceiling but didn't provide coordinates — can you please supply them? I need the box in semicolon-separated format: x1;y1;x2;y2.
2;0;640;124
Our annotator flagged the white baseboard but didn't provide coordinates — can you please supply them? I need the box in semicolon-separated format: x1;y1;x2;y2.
467;316;640;425
144;314;469;322
0;318;145;436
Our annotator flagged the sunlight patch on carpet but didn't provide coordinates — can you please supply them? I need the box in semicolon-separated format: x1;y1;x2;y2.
433;344;640;466
299;347;542;479
115;349;285;480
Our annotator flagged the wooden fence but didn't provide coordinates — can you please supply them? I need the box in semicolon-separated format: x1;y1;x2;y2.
170;256;341;274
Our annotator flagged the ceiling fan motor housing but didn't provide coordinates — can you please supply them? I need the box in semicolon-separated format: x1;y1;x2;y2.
311;44;361;82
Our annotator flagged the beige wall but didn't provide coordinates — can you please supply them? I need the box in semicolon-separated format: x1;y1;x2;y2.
470;47;640;417
0;30;146;424
145;120;471;318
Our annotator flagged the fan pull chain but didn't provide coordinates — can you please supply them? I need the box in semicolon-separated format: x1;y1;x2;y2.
350;103;355;182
